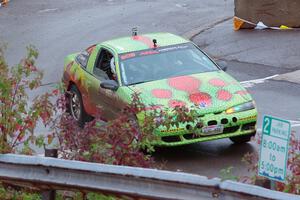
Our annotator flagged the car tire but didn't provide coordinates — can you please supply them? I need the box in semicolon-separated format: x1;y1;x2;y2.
229;133;255;144
68;85;91;127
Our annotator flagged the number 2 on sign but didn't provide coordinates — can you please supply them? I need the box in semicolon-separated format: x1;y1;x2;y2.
263;117;270;134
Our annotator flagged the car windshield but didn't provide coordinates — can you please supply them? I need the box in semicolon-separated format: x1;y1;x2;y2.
119;43;219;86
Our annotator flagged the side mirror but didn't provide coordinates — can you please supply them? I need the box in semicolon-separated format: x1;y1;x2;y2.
217;60;228;71
100;80;119;91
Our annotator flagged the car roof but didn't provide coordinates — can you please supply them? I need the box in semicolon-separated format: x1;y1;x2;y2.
101;32;189;54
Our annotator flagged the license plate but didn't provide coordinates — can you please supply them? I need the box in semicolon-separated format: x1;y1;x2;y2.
201;125;224;136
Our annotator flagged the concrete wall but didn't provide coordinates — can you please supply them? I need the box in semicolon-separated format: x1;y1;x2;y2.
235;0;300;28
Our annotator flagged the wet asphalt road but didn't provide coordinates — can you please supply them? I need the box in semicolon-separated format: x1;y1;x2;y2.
1;0;299;178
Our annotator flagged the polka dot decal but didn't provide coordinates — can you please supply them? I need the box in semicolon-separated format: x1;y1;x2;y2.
217;90;232;101
235;90;249;96
168;76;200;93
168;100;186;108
209;78;227;87
152;89;172;99
146;74;241;109
189;92;212;106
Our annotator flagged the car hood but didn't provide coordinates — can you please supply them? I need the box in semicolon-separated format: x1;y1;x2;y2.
127;71;252;114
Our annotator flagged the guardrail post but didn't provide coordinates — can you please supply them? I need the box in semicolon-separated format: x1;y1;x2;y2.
41;148;58;200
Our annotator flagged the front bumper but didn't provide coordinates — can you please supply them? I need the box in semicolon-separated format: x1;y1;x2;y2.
152;109;257;147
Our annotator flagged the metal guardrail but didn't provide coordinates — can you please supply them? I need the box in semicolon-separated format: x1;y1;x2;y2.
0;154;299;200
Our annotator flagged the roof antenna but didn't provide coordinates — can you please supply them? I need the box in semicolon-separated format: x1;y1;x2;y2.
132;27;138;36
153;39;157;48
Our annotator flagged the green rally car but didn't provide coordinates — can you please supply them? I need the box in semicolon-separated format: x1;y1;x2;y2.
62;32;257;146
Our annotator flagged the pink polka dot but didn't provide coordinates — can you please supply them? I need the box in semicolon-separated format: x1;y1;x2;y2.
168;76;200;93
209;78;227;87
189;92;212;106
235;90;249;96
168;100;186;108
217;90;232;101
152;89;172;99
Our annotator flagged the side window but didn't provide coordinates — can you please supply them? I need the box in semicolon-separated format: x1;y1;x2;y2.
76;44;96;68
76;51;89;68
93;49;117;81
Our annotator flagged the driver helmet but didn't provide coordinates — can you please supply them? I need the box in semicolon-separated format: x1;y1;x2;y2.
110;57;116;74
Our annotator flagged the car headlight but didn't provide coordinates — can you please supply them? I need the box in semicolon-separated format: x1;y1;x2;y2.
226;101;255;114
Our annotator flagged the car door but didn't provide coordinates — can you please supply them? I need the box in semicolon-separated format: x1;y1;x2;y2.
85;46;120;121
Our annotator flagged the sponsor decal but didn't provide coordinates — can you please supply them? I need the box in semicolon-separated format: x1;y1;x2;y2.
240;115;257;121
120;53;136;60
158;45;189;53
161;128;185;133
139;50;159;56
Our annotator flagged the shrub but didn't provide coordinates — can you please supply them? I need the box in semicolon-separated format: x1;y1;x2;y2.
0;44;199;198
49;87;201;168
0;45;54;154
221;131;300;195
0;184;41;200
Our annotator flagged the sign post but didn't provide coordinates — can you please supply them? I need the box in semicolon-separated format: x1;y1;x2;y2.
258;115;291;182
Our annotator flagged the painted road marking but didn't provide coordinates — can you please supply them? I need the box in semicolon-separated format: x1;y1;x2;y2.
289;120;300;127
240;74;279;88
38;8;58;13
289;120;300;124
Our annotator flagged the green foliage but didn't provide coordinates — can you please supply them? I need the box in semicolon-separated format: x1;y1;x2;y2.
0;44;209;198
0;184;41;200
85;193;118;200
220;166;238;181
221;131;300;195
51;92;157;168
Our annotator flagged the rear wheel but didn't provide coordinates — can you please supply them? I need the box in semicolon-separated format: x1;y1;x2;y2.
68;85;91;127
229;133;255;144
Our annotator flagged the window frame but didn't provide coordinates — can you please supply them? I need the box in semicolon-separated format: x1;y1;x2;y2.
75;51;89;68
75;44;96;69
93;47;117;82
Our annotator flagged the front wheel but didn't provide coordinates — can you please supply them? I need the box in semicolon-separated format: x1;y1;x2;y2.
229;133;255;144
68;85;90;127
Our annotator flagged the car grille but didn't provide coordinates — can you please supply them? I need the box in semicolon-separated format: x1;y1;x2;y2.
159;114;256;144
242;122;256;131
161;135;181;143
183;133;201;140
223;126;240;134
